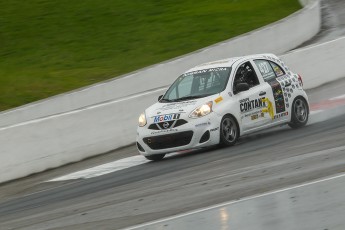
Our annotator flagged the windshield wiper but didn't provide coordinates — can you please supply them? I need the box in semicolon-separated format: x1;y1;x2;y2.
160;98;174;102
173;95;212;101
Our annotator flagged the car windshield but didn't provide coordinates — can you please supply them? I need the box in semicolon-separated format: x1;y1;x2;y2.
161;67;231;102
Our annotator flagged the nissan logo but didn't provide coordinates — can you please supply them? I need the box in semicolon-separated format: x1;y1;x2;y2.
163;122;170;129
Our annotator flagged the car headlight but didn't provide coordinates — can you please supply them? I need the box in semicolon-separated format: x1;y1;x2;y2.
138;112;147;127
189;101;213;118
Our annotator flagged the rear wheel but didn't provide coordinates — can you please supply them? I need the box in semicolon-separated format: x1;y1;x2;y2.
289;97;309;129
144;154;165;161
219;115;239;146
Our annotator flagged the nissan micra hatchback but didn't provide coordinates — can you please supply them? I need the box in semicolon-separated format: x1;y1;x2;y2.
137;54;309;161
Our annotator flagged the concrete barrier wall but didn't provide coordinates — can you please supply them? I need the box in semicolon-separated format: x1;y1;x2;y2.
1;36;345;183
0;0;321;128
0;89;163;183
281;37;345;89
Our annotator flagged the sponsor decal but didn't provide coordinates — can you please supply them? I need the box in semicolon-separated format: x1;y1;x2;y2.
244;110;262;118
158;101;197;111
183;67;228;77
273;66;284;77
239;97;266;113
151;129;178;135
274;112;288;120
195;122;211;127
153;113;180;123
267;79;286;113
251;112;265;121
261;97;274;120
210;127;219;132
215;96;223;104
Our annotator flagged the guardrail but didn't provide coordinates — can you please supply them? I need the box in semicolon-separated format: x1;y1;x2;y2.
0;0;321;128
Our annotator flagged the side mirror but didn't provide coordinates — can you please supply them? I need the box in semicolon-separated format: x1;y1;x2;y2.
235;83;250;93
158;95;163;101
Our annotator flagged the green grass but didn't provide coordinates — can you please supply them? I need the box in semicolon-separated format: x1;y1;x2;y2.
0;0;301;111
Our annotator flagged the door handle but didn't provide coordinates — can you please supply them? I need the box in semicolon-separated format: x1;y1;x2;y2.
259;91;266;96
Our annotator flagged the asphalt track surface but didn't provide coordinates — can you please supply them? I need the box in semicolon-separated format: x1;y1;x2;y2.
1;1;345;229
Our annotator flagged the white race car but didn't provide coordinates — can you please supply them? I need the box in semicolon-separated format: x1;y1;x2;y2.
137;54;309;161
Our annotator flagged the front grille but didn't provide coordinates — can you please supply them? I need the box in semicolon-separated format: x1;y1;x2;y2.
143;131;193;150
148;119;188;130
174;119;188;127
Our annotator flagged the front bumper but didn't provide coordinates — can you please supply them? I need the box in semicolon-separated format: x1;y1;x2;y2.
136;113;221;156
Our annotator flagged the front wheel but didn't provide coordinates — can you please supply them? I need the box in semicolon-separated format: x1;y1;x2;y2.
289;97;309;129
145;154;165;161
219;115;239;146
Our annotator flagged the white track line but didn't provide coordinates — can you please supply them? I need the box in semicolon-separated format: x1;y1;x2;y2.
123;172;345;230
310;110;323;115
330;94;345;100
48;152;181;182
48;156;149;182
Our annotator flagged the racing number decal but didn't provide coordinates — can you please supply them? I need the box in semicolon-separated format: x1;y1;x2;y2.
267;79;286;114
257;62;270;74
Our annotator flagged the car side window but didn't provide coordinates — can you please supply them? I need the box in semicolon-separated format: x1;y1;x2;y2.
233;61;259;94
269;61;285;77
254;59;276;82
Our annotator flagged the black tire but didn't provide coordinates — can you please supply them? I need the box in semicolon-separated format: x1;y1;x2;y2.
288;97;309;129
145;154;165;161
219;115;239;146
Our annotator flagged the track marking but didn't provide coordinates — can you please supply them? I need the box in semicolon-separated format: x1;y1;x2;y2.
310;110;323;115
310;94;345;110
48;156;150;182
48;151;185;182
330;94;345;100
123;172;345;230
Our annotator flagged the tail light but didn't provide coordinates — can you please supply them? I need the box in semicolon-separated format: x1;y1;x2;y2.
298;74;303;87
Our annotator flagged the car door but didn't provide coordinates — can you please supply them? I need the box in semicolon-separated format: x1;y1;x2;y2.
253;59;289;124
232;60;273;132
